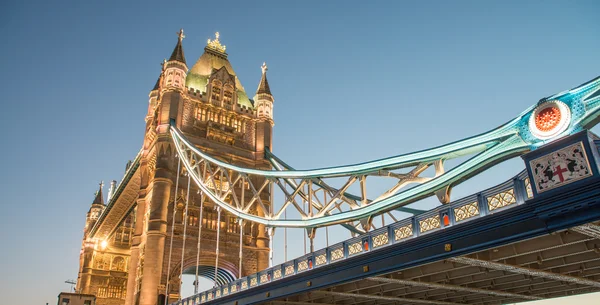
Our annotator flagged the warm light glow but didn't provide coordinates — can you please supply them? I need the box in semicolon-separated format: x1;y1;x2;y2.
100;240;108;249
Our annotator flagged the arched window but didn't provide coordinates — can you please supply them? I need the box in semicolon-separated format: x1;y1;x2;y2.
211;80;222;103
111;256;126;271
223;84;234;106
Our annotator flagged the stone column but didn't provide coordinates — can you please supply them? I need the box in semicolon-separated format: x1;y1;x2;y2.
139;177;172;305
125;202;146;305
79;241;95;294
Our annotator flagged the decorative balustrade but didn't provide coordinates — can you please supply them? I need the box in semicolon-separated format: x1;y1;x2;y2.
174;170;532;305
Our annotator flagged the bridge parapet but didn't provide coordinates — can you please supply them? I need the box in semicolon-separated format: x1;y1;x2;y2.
177;170;535;304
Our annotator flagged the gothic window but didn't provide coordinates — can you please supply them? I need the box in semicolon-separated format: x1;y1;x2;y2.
211;80;222;103
188;214;199;227
174;72;181;87
111;256;126;272
94;253;108;270
227;217;239;233
223;84;234;106
203;209;217;230
166;71;174;86
198;108;207;121
97;285;126;299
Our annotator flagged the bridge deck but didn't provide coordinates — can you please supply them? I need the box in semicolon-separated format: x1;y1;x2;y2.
267;221;600;304
184;172;600;305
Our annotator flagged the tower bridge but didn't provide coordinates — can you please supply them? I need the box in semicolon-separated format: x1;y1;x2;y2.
74;29;600;305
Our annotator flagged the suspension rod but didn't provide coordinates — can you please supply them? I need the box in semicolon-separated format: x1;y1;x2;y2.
179;175;191;299
165;157;181;302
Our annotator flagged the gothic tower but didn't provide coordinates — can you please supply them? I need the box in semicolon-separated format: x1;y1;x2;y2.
117;30;274;305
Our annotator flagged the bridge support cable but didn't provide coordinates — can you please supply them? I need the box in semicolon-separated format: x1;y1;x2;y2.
165;157;181;300
238;218;243;278
316;290;463;305
193;189;204;294
367;276;542;301
448;256;600;288
213;206;221;287
179;175;191;297
268;227;274;267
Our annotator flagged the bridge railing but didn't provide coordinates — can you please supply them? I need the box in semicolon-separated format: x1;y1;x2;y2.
176;170;533;305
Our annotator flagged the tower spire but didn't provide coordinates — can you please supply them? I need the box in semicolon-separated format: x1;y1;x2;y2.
168;28;187;64
256;62;272;95
92;181;104;205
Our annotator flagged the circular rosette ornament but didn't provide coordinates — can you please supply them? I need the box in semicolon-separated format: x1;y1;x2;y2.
528;100;571;140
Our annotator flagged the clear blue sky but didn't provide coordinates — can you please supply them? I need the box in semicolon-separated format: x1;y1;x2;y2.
1;1;599;304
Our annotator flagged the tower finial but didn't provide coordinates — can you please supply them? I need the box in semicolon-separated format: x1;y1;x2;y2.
261;62;268;74
93;181;105;205
206;32;226;53
177;28;185;42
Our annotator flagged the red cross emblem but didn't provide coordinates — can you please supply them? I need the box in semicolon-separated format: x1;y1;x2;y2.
553;165;569;183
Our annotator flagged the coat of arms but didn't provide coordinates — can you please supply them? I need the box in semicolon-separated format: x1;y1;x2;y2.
529;141;592;193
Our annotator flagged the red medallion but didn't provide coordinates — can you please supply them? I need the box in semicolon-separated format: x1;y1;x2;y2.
535;106;561;132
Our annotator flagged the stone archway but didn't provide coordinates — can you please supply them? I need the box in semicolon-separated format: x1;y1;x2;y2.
166;255;238;300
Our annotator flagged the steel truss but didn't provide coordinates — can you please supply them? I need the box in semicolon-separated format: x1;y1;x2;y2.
170;76;600;229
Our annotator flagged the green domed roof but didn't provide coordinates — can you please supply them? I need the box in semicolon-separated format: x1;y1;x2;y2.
185;48;254;109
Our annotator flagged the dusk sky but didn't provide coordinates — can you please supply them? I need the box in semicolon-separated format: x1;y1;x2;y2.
1;1;599;304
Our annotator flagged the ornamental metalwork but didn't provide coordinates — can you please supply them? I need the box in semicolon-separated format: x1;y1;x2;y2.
372;231;389;248
348;241;363;255
250;277;258;287
453;202;480;222
260;273;269;283
230;284;237;293
525;178;533;199
487;189;516;211
529;141;592;193
315;253;327;266
222;287;228;295
273;268;282;279
394;224;413;240
284;265;295;276
330;248;344;261
297;260;309;272
419;215;441;233
241;280;248;290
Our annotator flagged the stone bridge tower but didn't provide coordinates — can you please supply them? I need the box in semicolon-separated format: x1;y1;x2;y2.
77;30;274;305
130;30;274;305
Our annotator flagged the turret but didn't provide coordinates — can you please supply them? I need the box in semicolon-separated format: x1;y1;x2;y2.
254;62;275;152
106;180;117;203
254;62;274;120
162;28;188;90
84;182;105;235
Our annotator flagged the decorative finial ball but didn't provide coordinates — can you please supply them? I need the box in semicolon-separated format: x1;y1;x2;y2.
215;32;220;40
261;62;268;74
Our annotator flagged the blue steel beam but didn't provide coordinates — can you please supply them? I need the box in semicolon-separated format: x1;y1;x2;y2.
186;174;600;305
